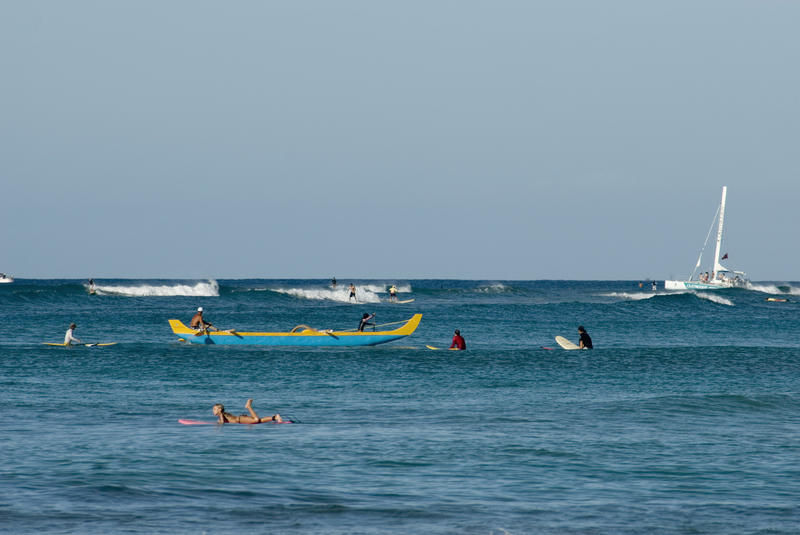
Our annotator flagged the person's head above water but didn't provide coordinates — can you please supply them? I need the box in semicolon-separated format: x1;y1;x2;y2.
578;326;586;333
212;404;224;415
197;307;203;312
69;323;77;329
454;329;460;335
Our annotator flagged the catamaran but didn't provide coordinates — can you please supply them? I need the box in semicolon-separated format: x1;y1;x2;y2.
664;186;748;290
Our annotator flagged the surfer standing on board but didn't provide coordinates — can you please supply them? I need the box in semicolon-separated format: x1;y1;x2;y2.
388;285;397;302
449;329;466;350
578;326;593;349
64;323;82;345
349;284;357;302
213;399;282;424
189;307;217;333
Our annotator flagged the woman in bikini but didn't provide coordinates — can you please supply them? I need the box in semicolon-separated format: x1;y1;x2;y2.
212;399;282;424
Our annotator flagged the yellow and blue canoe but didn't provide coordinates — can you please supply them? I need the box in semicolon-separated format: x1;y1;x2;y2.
168;314;422;346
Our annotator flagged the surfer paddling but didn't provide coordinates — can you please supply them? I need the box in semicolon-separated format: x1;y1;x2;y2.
213;399;282;424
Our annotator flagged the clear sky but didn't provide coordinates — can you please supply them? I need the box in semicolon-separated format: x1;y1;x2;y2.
2;1;798;280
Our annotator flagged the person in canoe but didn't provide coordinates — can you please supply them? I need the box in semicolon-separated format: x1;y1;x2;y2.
449;329;466;350
578;325;593;349
189;307;217;333
213;399;282;424
358;312;376;332
64;323;82;345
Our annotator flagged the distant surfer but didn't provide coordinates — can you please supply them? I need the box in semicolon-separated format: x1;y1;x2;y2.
349;284;357;302
88;279;96;295
388;285;397;302
651;281;657;292
331;276;337;288
189;307;217;334
64;323;82;345
358;312;376;332
449;329;466;350
578;326;593;349
213;399;282;424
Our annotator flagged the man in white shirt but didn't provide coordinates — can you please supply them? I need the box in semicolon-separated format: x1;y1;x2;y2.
64;323;82;345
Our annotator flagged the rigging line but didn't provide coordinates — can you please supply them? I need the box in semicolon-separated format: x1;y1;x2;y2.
690;204;721;281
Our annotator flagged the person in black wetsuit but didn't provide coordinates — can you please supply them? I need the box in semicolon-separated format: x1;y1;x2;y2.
358;313;375;332
578;325;593;349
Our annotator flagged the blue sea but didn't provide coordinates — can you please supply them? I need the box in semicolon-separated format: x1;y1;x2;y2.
2;279;800;534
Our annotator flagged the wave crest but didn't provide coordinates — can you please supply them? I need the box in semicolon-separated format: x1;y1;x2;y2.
92;280;219;297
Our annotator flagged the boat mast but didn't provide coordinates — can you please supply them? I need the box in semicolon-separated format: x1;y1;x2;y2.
712;186;727;277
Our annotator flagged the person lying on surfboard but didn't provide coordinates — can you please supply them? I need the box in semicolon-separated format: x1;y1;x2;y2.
578;326;593;349
212;399;282;424
450;329;466;350
189;307;217;333
64;323;82;345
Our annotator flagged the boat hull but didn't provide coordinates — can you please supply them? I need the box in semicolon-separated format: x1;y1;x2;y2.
664;280;746;291
169;314;422;346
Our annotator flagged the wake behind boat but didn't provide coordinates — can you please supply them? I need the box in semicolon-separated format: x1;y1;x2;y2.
0;273;14;283
169;314;422;346
665;186;749;291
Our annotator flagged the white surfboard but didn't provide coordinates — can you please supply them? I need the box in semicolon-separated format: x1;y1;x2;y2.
555;336;580;350
395;298;415;304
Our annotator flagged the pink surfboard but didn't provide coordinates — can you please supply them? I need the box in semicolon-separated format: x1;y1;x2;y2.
178;419;294;425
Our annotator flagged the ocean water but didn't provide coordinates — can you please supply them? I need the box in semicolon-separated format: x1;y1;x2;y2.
2;279;800;534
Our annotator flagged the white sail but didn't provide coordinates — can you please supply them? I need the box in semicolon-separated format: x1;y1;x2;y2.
664;186;747;291
712;186;729;275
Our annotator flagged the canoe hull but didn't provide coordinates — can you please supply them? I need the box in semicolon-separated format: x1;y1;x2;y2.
169;314;422;347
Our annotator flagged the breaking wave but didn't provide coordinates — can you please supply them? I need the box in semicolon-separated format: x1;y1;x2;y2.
601;292;657;301
272;283;412;304
746;282;800;296
695;292;734;306
90;280;219;297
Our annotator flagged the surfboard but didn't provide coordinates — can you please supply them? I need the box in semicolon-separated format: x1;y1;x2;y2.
43;342;118;347
555;336;580;350
395;299;415;304
425;345;459;351
766;297;789;302
178;419;294;425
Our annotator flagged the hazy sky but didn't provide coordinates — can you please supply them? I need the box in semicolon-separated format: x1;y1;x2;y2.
2;1;798;280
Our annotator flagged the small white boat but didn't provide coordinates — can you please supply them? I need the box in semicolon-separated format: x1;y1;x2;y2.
0;273;13;284
664;186;748;291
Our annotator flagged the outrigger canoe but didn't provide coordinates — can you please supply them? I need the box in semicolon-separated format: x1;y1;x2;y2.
168;314;422;346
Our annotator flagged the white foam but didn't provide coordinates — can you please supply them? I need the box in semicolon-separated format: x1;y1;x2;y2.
475;283;510;293
601;292;656;301
695;292;734;306
746;282;800;296
274;287;382;303
92;280;219;297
